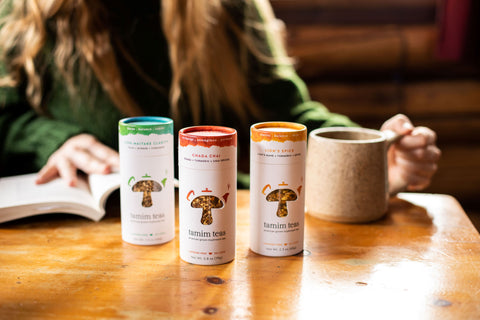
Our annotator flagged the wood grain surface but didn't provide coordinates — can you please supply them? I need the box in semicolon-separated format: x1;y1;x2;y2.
0;191;479;319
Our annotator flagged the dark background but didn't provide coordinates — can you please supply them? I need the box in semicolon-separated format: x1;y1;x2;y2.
270;0;480;230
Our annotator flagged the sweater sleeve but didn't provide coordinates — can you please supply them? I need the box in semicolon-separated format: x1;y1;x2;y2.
247;0;359;130
0;0;84;176
0;72;84;176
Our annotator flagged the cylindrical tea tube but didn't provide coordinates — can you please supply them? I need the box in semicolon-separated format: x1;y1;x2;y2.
250;122;307;256
178;126;237;265
118;117;175;245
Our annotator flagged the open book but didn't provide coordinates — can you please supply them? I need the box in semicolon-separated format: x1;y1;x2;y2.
0;172;120;223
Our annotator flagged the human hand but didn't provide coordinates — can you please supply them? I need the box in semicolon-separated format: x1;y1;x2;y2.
381;114;441;193
36;134;119;187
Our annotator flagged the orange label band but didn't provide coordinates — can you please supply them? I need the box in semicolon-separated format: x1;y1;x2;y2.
251;122;307;143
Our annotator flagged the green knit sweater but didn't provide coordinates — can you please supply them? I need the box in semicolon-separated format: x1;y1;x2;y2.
0;0;356;181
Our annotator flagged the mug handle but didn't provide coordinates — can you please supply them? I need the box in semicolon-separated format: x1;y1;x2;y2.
383;130;409;196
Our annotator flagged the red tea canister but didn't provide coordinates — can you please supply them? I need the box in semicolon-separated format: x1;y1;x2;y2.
178;126;237;265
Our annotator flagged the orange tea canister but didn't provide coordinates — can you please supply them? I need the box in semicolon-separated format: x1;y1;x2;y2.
250;122;307;256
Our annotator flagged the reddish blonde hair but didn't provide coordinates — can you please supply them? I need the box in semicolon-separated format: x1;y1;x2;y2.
0;0;290;125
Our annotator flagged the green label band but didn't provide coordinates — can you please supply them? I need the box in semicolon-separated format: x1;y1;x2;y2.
119;117;173;136
119;124;173;136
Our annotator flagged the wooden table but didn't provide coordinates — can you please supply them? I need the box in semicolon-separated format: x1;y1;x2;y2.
1;191;479;319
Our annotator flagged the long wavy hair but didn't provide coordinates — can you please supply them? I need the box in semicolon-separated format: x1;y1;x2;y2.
0;0;290;126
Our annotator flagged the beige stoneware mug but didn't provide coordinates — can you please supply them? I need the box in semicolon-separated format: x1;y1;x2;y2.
305;127;405;223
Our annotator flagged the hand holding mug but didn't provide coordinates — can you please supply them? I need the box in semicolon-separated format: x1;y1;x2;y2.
381;114;441;193
305;114;441;223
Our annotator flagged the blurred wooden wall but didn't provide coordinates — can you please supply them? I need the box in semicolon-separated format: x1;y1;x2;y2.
270;0;480;207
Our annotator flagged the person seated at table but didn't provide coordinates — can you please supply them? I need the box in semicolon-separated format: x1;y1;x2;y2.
0;0;440;189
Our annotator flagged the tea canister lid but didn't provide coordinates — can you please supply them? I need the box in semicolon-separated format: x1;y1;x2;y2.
179;126;237;148
119;117;173;136
251;122;307;143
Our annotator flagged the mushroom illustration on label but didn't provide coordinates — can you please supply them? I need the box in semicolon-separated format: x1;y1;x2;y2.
132;179;162;207
191;195;224;225
266;189;297;217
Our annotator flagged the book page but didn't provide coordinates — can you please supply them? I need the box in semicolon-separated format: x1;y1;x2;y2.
0;173;96;207
88;172;120;210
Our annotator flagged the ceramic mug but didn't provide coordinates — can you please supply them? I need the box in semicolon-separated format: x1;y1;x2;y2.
305;127;406;223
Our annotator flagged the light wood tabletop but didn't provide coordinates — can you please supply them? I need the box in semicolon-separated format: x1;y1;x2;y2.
1;190;479;319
